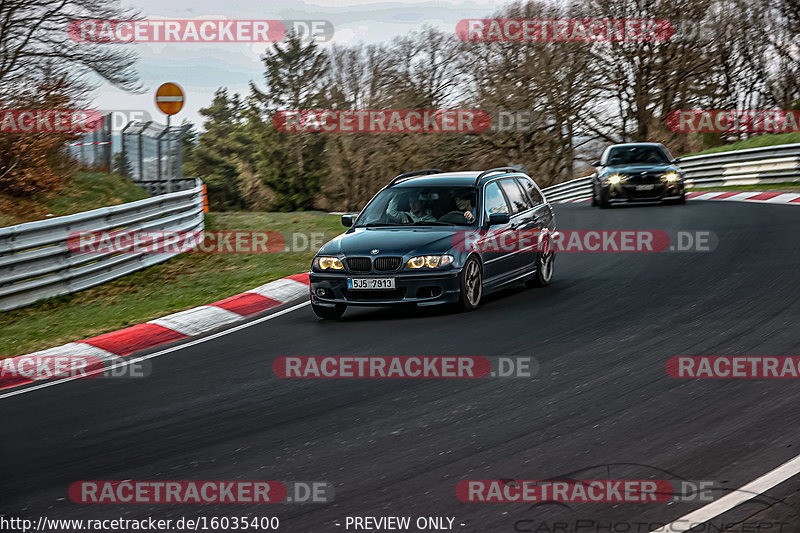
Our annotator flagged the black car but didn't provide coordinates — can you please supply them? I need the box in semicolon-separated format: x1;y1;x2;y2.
590;143;685;208
309;168;557;319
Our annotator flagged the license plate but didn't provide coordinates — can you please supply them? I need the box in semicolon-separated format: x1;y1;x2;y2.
635;184;655;191
347;278;396;290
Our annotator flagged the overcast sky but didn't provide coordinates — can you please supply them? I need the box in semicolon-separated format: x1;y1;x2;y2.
95;0;502;129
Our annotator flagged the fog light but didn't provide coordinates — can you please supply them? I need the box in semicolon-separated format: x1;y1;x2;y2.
315;288;328;297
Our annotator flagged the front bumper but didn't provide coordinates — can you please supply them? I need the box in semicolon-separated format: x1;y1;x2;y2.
309;269;462;307
604;181;684;202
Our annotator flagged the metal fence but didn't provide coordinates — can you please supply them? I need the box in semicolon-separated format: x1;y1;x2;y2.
64;113;112;171
120;120;190;192
541;143;800;202
0;180;204;311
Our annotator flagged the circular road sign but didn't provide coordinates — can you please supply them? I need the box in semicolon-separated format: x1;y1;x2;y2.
155;83;185;115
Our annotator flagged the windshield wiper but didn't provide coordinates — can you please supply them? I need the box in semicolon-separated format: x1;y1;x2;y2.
358;222;407;228
413;221;455;226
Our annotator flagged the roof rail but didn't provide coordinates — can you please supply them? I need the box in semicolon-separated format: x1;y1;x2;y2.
388;168;444;187
474;167;517;185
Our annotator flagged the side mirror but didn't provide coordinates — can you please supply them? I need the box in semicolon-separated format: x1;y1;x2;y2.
591;160;602;167
488;212;510;226
670;158;680;165
341;215;354;227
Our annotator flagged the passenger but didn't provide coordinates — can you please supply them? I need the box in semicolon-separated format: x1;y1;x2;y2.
387;192;436;223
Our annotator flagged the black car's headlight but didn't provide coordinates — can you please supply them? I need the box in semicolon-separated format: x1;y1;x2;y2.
406;255;454;269
604;174;623;184
662;172;682;182
314;256;344;270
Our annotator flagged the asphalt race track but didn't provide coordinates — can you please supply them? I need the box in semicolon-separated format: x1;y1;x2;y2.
3;200;800;532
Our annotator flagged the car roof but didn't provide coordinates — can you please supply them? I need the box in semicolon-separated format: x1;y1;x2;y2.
392;171;526;188
608;142;665;148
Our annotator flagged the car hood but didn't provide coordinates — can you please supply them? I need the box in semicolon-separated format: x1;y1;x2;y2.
319;227;461;256
601;164;680;175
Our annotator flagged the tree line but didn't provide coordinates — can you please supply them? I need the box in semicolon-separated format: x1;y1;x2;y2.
1;0;798;213
184;0;800;212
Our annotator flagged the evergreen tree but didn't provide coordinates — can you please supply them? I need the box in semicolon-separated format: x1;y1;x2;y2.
184;89;251;210
249;32;330;211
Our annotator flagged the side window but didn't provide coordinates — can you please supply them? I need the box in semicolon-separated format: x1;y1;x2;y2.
483;182;509;220
518;178;544;206
499;179;530;214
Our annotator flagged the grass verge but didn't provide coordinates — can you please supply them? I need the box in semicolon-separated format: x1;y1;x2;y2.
0;172;150;227
684;132;800;157
1;212;344;359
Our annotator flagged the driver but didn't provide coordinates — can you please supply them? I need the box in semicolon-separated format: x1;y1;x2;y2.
454;191;476;222
387;192;436;223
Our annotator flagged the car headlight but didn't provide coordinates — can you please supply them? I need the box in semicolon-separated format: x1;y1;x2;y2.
314;256;344;270
407;255;454;269
662;172;681;182
606;174;622;184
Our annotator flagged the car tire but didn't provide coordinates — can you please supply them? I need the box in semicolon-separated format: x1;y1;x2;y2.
678;192;686;204
599;189;611;209
457;256;483;311
591;186;598;207
312;303;347;320
527;238;554;288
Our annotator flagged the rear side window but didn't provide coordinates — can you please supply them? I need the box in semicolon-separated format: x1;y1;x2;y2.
484;182;509;219
499;179;531;214
518;178;544;206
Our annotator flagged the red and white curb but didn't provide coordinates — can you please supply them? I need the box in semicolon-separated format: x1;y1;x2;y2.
556;191;800;205
0;273;310;391
687;190;800;203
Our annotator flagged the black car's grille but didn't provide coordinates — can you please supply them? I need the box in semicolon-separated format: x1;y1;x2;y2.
347;257;372;272
373;256;402;271
343;288;407;301
624;172;663;184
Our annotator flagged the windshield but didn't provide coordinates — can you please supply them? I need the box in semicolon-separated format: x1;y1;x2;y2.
355;186;479;227
605;146;671;166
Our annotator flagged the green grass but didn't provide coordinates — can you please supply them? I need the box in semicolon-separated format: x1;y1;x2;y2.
683;132;800;157
0;212;345;359
0;172;150;227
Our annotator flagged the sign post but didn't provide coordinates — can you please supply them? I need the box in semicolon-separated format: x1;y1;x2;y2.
155;83;185;192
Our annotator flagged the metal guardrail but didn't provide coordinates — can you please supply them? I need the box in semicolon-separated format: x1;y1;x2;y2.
541;142;800;202
0;179;204;311
135;178;198;196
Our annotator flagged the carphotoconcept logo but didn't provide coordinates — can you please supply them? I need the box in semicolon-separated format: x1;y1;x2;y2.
456;19;673;42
